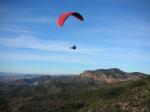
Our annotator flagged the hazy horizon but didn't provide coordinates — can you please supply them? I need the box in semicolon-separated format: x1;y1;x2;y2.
0;67;149;75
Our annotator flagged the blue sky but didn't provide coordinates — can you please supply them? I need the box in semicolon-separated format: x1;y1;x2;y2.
0;0;150;74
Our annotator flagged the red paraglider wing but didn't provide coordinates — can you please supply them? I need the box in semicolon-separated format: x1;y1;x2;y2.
57;12;84;27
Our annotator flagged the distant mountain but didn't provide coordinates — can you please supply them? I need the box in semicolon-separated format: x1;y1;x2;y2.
80;68;147;83
10;75;95;86
0;72;42;82
0;68;148;85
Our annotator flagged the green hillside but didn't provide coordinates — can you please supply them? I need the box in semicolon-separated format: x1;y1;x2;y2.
0;76;150;112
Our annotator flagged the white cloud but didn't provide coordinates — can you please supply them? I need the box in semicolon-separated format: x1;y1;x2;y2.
0;35;102;53
20;17;55;23
0;27;31;34
0;35;69;51
0;17;55;24
0;35;150;65
0;51;97;65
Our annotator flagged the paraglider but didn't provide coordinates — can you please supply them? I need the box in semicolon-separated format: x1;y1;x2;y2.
70;44;77;50
57;12;84;27
57;12;84;50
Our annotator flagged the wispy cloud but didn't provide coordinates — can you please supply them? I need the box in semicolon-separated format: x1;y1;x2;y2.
0;51;97;65
20;17;55;23
0;35;69;51
0;34;150;57
0;46;150;66
0;35;150;69
0;27;31;34
0;17;55;24
0;35;102;53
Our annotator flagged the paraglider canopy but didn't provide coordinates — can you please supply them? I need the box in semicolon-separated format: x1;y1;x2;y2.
57;12;84;27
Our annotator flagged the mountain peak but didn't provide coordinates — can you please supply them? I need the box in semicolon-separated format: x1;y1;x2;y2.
80;68;147;83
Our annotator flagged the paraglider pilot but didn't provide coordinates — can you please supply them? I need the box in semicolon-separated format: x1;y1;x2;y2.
70;44;77;50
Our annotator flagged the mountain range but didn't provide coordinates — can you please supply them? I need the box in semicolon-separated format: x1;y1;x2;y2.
0;68;149;112
80;68;147;83
0;68;148;85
